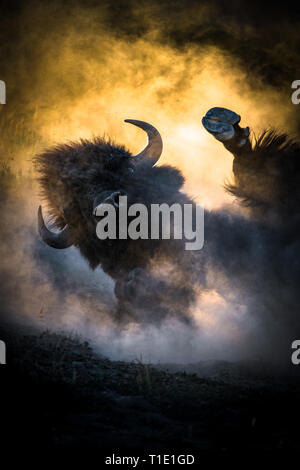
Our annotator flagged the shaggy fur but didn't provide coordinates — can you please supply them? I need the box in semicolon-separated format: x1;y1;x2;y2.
226;130;300;230
34;126;300;323
34;137;191;281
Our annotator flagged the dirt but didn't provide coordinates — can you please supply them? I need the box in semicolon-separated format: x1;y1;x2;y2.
1;326;300;457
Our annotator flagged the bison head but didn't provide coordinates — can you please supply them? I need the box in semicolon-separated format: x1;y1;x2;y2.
35;119;185;274
37;120;163;249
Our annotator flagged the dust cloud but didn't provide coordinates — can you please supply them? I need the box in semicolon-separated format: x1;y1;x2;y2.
0;0;299;365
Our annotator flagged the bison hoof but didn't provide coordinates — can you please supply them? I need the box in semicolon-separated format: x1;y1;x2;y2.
115;268;152;305
202;107;249;148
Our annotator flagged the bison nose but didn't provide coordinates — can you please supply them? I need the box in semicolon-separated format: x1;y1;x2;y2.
104;190;127;208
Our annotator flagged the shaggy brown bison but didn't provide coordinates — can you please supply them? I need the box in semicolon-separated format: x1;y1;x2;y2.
35;109;300;324
34;120;197;316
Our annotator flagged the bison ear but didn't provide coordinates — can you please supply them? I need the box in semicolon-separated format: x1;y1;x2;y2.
124;119;163;166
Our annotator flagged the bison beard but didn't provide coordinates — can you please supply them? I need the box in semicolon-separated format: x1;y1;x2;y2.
34;110;300;340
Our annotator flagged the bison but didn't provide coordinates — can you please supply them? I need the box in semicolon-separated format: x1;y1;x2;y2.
35;108;300;325
202;107;300;234
34;120;198;320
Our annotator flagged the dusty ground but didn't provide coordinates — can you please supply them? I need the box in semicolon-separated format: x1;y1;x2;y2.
1;324;300;459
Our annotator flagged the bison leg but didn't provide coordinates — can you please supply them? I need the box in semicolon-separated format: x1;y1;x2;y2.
115;268;164;309
114;267;169;323
114;267;194;324
202;107;251;155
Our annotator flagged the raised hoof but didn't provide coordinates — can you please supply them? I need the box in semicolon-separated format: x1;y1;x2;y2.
202;107;249;147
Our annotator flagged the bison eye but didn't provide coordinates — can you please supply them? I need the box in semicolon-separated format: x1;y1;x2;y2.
127;167;135;175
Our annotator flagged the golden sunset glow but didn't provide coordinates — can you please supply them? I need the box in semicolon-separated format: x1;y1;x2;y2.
5;8;294;212
1;2;297;356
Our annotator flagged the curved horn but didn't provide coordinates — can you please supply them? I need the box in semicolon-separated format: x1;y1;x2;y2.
125;119;163;166
38;206;74;249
